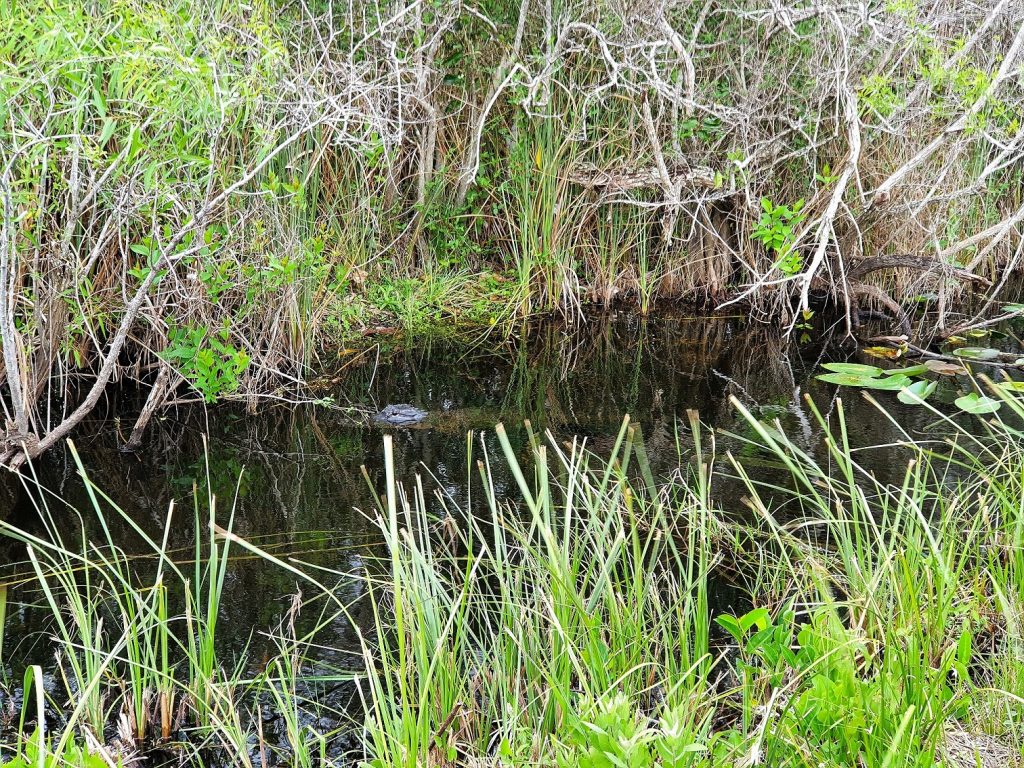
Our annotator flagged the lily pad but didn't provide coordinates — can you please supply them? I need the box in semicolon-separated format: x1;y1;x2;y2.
818;372;912;390
952;347;1001;361
816;373;879;387
821;362;884;377
897;380;936;405
954;393;1001;414
924;360;967;376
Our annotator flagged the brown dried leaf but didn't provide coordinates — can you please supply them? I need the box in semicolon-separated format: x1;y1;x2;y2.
925;359;967;375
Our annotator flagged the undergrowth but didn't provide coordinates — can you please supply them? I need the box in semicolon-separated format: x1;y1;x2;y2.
2;0;1023;466
3;384;1024;765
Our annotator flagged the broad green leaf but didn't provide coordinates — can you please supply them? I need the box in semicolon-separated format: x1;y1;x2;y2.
865;374;914;390
817;372;914;390
715;615;743;644
897;380;936;404
820;362;884;377
954;393;1001;414
741;607;771;633
952;347;1001;361
816;373;878;387
884;364;929;377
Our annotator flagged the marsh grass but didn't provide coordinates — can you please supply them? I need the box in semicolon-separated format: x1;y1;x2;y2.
0;443;354;767
5;391;1024;766
336;395;1024;767
333;418;714;767
0;585;7;679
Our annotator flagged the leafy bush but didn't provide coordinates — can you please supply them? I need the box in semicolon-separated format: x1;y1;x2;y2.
752;198;806;277
162;324;250;402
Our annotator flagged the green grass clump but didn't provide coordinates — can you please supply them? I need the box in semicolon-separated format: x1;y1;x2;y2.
5;391;1024;767
349;417;716;768
342;394;1024;767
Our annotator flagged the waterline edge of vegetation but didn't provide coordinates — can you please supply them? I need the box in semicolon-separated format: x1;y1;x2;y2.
2;392;1024;767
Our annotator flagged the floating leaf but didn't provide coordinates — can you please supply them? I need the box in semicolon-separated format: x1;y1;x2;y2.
816;373;878;387
817;373;912;390
821;363;883;377
952;347;1001;361
865;374;914;390
925;360;967;375
884;364;929;377
954;393;1001;414
898;380;936;405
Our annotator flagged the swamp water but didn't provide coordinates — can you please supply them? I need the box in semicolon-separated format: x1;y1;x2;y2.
0;311;1007;751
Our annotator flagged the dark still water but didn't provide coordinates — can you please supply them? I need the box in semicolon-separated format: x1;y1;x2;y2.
0;312;990;672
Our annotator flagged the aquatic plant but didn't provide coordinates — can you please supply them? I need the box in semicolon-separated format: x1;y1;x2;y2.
342;417;718;767
0;443;349;765
6;388;1024;766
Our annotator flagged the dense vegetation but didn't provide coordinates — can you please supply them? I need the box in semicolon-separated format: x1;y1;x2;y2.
1;0;1023;465
3;388;1024;766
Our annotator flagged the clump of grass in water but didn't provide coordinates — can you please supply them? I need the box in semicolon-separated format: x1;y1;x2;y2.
338;396;1024;766
718;383;1024;765
341;415;722;767
0;442;353;767
7;388;1024;767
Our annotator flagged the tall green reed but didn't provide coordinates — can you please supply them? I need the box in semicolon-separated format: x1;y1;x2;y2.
347;418;718;767
723;387;1024;765
0;441;248;752
0;584;7;678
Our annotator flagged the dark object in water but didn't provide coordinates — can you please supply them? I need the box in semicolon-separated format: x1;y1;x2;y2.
374;404;428;426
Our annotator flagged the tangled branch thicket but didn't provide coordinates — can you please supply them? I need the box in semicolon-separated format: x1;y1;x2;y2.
1;0;1023;466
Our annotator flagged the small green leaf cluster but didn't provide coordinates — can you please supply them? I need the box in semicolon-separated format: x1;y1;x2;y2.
752;198;805;277
555;694;711;768
1;730;115;768
162;324;250;403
